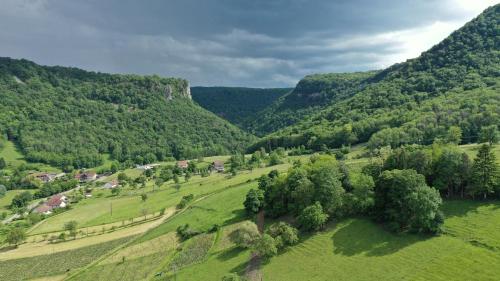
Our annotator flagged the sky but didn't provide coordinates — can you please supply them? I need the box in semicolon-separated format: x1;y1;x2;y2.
0;0;498;87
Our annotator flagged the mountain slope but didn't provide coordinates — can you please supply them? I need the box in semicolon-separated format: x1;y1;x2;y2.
247;71;378;135
0;58;254;169
191;86;290;129
250;4;500;151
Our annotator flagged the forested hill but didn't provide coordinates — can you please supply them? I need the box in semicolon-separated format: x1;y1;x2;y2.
0;58;254;169
246;71;378;135
191;87;290;129
249;4;500;152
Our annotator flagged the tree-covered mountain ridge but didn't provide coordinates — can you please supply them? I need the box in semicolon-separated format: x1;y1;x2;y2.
191;86;291;129
0;58;254;169
249;4;500;152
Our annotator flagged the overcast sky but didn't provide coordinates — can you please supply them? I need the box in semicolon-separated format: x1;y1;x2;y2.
0;0;498;87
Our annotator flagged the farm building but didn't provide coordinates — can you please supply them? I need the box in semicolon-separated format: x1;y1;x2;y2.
34;173;57;183
33;204;53;215
46;194;68;208
103;179;119;189
33;194;68;215
177;160;189;169
75;171;97;182
211;160;225;172
136;164;160;170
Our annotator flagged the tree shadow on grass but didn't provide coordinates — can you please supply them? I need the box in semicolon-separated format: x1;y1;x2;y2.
222;209;246;227
332;218;430;257
216;246;244;261
0;245;17;253
441;199;500;219
189;206;216;212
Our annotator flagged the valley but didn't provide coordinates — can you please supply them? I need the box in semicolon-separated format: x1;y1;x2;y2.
0;3;499;281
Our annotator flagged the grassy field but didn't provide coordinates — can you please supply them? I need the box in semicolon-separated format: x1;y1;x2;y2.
71;232;179;281
0;189;35;214
0;236;135;281
30;162;294;235
0;139;59;172
166;199;500;281
138;180;255;242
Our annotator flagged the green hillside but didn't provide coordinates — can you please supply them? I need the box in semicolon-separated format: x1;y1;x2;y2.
0;58;254;169
247;71;377;135
250;4;499;151
191;87;290;129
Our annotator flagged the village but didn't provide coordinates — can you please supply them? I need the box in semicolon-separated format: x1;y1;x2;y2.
3;159;227;223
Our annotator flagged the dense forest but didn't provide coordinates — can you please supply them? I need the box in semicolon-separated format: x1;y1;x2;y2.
191;87;290;129
247;71;377;135
0;58;254;169
249;5;499;152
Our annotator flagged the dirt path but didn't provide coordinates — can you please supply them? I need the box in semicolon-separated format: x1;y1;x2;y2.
0;208;175;261
245;210;265;281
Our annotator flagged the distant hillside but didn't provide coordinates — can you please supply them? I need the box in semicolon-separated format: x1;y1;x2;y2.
250;4;500;151
247;71;378;135
191;87;290;129
0;58;254;169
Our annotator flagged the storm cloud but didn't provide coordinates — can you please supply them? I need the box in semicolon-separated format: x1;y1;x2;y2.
0;0;497;87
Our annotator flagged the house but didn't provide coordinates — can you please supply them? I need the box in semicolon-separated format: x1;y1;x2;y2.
177;160;189;169
46;194;68;208
136;164;160;170
75;171;97;182
33;204;53;215
211;160;225;172
103;179;119;189
34;173;57;183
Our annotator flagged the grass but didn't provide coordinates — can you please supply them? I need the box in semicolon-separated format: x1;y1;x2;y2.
167;200;500;281
31;163;292;235
171;222;253;280
3;212;169;260
460;143;500;162
0;236;135;281
168;233;215;272
138;181;255;243
259;200;500;281
0;139;59;172
0;139;26;167
0;189;35;214
71;233;178;281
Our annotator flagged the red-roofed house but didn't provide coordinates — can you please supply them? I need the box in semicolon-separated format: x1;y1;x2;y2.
34;204;53;215
46;194;67;208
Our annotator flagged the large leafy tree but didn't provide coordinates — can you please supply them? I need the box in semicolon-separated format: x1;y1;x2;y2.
298;202;329;232
244;189;265;214
375;169;443;233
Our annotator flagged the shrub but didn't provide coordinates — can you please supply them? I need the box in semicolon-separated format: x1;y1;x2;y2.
177;194;194;209
266;222;299;249
229;222;261;248
176;224;201;240
253;234;277;258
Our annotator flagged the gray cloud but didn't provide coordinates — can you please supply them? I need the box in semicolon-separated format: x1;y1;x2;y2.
0;0;497;87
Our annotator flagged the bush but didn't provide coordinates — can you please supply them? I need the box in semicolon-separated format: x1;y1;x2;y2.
176;224;201;240
266;222;299;249
253;234;277;258
5;227;26;246
177;194;194;209
229;223;261;248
